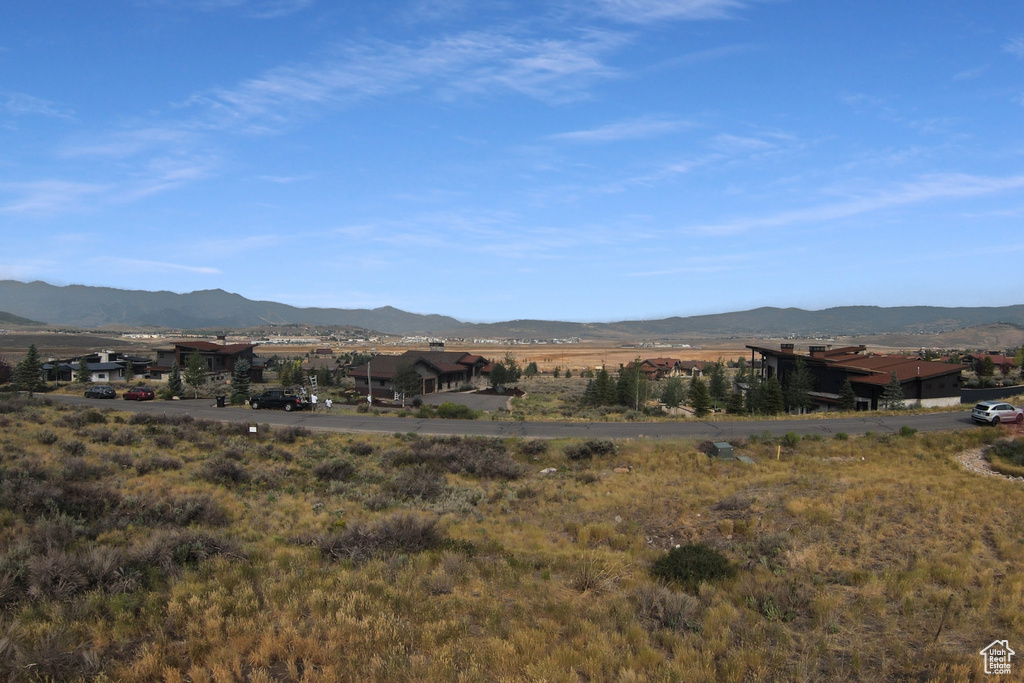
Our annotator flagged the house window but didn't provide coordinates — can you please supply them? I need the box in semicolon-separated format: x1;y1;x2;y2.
379;380;386;386
98;374;106;380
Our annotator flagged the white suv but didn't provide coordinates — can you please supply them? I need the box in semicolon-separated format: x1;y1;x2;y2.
971;401;1024;425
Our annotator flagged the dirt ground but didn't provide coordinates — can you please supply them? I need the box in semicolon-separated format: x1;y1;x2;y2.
3;327;1007;372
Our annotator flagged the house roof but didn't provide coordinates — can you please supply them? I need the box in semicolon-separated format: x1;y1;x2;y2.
175;341;256;355
965;353;1017;367
841;357;961;385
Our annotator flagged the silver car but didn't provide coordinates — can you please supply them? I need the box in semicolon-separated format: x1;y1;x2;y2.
971;401;1024;425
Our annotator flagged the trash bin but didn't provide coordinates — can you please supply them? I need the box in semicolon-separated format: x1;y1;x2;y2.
216;395;226;408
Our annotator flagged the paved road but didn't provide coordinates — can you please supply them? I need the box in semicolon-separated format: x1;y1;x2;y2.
53;394;981;440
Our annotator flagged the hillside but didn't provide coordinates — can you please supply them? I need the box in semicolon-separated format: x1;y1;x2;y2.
0;400;1021;680
0;310;44;326
0;281;460;335
2;280;1023;340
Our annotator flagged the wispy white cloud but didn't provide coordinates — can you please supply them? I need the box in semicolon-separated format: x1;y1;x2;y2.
589;0;748;24
257;174;313;184
1004;34;1024;57
144;0;316;19
952;64;989;81
686;173;1024;235
549;116;690;142
61;127;196;159
0;180;110;215
185;30;624;130
2;92;73;119
96;257;221;275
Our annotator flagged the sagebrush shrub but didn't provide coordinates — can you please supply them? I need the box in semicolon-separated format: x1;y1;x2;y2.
634;583;701;632
385;437;525;480
389;465;445;501
316;512;445;564
135;455;183;475
313;458;356;482
273;425;310;443
349;442;374;456
518;440;549;457
197;457;251;486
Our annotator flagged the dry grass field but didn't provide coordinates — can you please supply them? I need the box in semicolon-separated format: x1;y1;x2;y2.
1;395;1023;681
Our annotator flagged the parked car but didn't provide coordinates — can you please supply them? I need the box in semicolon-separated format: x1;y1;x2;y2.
971;401;1024;425
84;385;116;399
123;387;155;401
249;389;308;411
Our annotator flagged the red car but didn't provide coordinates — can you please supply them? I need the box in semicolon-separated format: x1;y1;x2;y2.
123;387;155;401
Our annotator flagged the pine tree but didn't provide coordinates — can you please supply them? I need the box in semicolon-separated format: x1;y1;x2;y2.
14;345;44;395
881;372;905;410
230;359;252;405
735;356;748;384
784;358;814;414
838;379;857;411
689;377;711;417
725;389;746;414
75;358;90;384
762;377;784;415
502;352;522;382
184;352;207;398
0;356;12;385
167;362;183;397
123;358;135;383
393;362;422;405
660;377;686;409
707;361;728;408
617;360;651;411
745;372;763;414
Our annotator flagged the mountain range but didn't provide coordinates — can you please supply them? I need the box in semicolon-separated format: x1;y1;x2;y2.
1;280;1023;340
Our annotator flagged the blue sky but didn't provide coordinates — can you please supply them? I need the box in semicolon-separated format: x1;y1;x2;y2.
2;1;1024;323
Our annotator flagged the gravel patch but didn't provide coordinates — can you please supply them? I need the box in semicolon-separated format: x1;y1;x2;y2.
956;446;1024;481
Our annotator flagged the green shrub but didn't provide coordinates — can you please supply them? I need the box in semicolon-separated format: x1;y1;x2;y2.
435;402;478;420
651;543;736;591
565;439;616;461
987;439;1024;466
781;432;800;449
898;425;918;438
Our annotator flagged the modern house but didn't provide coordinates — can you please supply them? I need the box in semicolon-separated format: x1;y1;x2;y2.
962;353;1018;375
44;350;152;383
150;341;263;382
747;343;963;411
625;358;684;380
349;350;489;398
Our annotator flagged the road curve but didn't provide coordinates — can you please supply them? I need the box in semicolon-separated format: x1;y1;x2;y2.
51;394;981;440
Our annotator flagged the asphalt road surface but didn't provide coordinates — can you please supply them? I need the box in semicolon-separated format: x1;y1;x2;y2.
53;394;981;440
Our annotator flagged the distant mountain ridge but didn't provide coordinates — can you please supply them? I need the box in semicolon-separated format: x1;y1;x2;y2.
1;280;1023;339
0;281;460;335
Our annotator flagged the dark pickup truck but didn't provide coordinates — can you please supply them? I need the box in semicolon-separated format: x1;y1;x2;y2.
249;390;308;411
